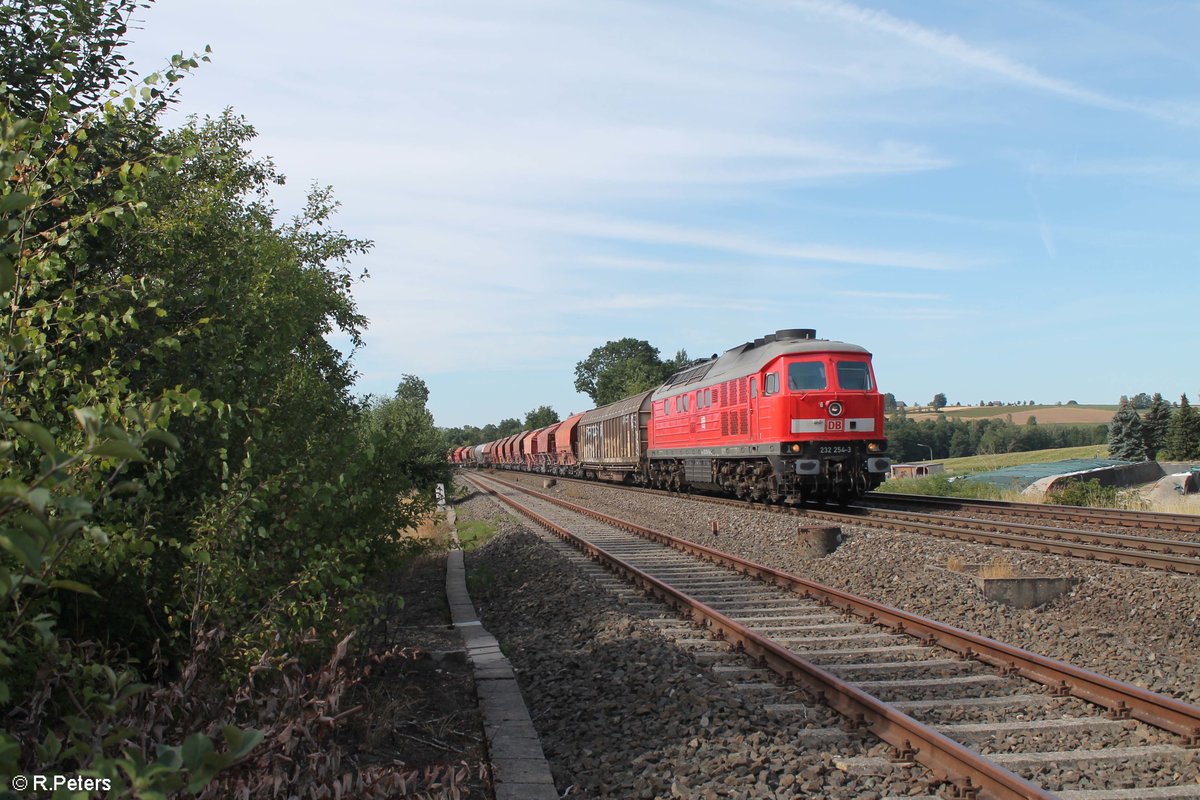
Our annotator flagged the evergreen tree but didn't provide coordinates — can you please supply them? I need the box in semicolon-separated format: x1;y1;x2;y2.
1142;392;1172;461
1164;395;1200;460
1107;397;1147;460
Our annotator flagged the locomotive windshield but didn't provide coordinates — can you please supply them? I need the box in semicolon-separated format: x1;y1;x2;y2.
787;361;827;391
836;361;873;391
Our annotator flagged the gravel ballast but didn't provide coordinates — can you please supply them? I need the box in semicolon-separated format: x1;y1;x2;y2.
497;472;1200;705
456;485;938;799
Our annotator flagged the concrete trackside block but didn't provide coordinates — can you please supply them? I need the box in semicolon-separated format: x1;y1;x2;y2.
797;524;843;557
444;507;559;800
975;575;1078;609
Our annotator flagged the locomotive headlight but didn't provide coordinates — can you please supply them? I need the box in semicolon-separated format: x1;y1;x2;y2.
827;401;843;417
791;443;801;452
867;442;881;452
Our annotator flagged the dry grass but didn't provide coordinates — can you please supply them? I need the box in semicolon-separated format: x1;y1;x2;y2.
978;557;1018;579
404;511;453;544
945;555;967;573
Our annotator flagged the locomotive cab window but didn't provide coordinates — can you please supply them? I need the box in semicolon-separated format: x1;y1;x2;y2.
764;372;779;395
704;389;711;407
836;361;873;391
788;361;827;391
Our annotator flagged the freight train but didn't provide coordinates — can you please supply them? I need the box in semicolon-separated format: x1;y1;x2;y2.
451;329;890;503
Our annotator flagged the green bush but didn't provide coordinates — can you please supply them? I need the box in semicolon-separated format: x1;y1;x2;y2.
876;474;1006;499
1;2;450;794
1047;479;1120;508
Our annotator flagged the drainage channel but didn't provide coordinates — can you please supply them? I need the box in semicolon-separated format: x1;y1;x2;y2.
465;472;1200;800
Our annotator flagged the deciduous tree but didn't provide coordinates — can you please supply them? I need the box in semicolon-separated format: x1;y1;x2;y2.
525;405;560;429
574;338;688;405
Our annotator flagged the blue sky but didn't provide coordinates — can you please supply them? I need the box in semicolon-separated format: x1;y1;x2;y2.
123;1;1200;428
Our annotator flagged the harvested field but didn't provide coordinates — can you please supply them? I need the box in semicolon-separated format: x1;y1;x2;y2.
907;405;1115;425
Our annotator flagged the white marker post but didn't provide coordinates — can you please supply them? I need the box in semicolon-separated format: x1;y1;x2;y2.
436;482;446;512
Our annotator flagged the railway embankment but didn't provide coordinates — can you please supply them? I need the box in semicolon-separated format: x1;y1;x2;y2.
455;483;936;798
497;473;1200;705
458;472;1200;798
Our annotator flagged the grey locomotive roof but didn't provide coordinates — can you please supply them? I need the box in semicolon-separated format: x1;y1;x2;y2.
578;388;654;425
651;332;869;401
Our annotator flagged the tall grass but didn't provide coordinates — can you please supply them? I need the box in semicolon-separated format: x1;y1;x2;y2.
876;474;1009;500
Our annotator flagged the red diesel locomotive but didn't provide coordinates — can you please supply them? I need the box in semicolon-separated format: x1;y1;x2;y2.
458;328;890;502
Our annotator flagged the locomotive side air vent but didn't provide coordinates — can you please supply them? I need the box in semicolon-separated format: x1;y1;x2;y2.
776;328;816;340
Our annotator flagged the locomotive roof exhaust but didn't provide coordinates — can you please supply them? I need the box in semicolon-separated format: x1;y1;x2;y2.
733;328;820;354
776;328;816;340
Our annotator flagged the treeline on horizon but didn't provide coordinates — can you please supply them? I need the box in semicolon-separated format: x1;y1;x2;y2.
884;415;1107;463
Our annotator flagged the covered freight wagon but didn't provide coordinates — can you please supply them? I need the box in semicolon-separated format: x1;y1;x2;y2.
576;390;653;482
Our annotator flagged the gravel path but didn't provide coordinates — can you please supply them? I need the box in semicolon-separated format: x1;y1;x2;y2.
498;473;1200;705
456;483;938;799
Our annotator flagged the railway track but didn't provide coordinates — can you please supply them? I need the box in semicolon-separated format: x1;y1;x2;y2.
483;470;1200;574
868;492;1200;538
464;471;1200;800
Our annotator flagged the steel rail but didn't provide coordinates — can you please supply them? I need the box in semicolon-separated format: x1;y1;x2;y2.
834;506;1200;571
475;472;1200;744
869;492;1200;535
488;470;1200;573
464;473;1054;800
850;504;1200;557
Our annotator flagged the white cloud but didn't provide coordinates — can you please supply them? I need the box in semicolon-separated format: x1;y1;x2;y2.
122;0;1198;420
790;0;1198;125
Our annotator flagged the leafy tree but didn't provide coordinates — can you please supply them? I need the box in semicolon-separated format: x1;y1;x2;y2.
1164;395;1200;460
525;405;560;430
882;392;897;414
574;338;685;405
1142;392;1171;461
1130;392;1152;410
948;428;971;458
496;417;523;437
1;4;449;793
1107;397;1147;461
931;392;948;409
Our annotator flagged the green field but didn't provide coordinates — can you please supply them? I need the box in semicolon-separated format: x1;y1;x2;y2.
925;444;1111;475
876;444;1113;502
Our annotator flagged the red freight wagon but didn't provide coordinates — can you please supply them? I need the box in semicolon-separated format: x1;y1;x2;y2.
551;412;585;473
533;422;560;471
517;429;538;468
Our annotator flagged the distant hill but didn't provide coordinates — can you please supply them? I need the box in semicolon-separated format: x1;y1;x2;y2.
904;404;1116;427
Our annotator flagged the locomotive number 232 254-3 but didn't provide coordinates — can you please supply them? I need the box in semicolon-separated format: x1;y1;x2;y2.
818;445;853;455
